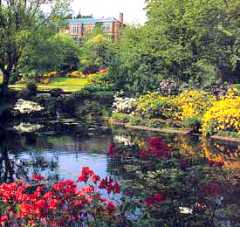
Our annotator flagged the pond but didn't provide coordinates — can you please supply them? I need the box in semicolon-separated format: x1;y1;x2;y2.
0;122;240;226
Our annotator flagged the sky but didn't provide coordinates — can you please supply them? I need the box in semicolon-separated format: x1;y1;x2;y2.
71;0;147;25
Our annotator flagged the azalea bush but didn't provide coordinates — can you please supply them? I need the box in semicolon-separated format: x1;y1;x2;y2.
112;95;137;114
135;92;179;119
202;97;240;136
174;90;214;121
0;167;121;226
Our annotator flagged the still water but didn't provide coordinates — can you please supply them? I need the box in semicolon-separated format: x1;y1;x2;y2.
0;123;240;226
0;124;239;182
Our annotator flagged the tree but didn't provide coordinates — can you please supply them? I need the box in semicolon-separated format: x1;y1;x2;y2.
109;0;240;95
19;31;80;77
0;0;71;95
80;26;113;70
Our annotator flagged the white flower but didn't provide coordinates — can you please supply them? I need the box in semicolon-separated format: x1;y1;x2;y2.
114;135;134;146
14;123;42;133
179;207;193;214
14;99;44;114
112;96;136;114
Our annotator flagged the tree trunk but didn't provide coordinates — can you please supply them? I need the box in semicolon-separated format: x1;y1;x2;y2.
1;71;10;96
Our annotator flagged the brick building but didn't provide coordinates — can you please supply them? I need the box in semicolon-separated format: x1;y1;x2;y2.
65;13;124;41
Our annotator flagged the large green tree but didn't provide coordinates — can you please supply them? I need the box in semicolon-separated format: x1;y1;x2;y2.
109;0;240;95
0;0;71;95
79;26;113;70
19;31;80;78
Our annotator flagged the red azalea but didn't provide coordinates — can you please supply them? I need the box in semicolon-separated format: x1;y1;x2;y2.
0;214;8;224
32;174;45;181
145;192;166;207
81;186;94;193
113;182;121;194
48;199;58;210
78;167;94;182
92;174;100;183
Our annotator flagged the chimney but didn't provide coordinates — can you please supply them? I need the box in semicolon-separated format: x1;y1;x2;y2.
119;13;123;24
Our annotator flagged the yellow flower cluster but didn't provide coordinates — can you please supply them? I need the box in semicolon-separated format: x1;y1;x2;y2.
174;90;214;121
224;87;240;99
136;92;179;119
202;97;240;136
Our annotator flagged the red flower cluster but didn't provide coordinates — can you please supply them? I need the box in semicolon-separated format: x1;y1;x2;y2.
144;192;166;207
139;137;171;160
32;174;45;181
99;177;121;194
0;167;120;226
78;166;120;194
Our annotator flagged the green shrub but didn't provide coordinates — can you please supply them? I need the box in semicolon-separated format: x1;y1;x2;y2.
136;92;179;119
128;115;143;126
183;116;201;132
111;112;130;123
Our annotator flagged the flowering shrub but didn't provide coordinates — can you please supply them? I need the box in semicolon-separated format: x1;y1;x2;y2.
0;167;120;226
202;97;240;136
224;86;240;99
135;92;179;119
174;90;214;121
112;95;136;114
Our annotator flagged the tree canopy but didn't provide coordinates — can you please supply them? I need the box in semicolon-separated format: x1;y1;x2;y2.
109;0;240;95
0;0;72;95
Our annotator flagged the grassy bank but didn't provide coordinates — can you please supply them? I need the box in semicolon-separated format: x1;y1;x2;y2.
9;77;91;93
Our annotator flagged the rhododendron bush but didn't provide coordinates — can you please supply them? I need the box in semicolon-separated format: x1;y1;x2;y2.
0;167;120;226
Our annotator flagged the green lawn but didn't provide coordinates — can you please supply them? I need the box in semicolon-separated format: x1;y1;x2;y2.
9;77;92;93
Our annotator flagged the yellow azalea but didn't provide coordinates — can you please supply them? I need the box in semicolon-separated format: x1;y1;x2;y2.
174;90;214;121
202;97;240;136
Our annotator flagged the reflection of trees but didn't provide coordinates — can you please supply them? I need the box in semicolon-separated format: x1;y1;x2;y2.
0;131;59;183
0;146;59;183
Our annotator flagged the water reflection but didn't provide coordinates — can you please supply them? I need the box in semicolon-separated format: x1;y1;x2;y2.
0;124;239;226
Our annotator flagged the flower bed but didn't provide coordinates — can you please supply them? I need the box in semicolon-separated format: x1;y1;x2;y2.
111;88;240;138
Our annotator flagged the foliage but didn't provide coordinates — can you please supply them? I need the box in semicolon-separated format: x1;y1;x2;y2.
174;90;214;121
111;113;131;123
182;116;201;132
20;32;80;76
26;82;37;96
79;27;113;70
135;92;179;119
108;0;240;95
0;0;72;95
202;97;240;136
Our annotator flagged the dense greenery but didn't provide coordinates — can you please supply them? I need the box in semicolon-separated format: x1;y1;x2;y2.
0;0;72;95
108;0;240;95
